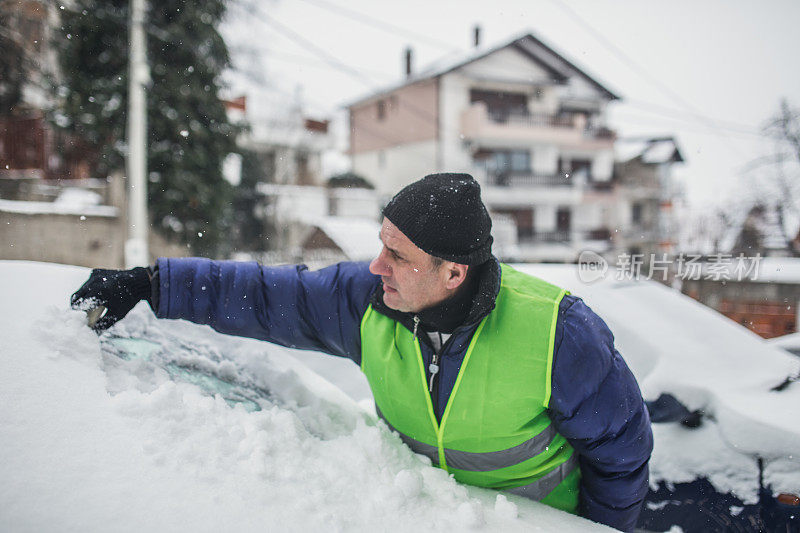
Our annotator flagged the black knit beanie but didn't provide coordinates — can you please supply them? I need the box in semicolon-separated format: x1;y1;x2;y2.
382;173;493;265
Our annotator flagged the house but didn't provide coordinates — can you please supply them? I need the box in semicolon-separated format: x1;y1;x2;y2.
0;0;94;183
614;137;685;258
346;31;673;262
228;95;333;189
222;94;379;261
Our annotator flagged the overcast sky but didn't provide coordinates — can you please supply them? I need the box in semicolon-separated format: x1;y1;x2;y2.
222;0;800;209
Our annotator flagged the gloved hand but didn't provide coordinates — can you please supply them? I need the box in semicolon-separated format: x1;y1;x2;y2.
70;267;153;331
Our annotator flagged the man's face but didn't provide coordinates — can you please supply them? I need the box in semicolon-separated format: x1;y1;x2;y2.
369;218;453;313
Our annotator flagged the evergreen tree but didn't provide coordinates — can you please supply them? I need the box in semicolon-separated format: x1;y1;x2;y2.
54;0;239;256
0;4;28;113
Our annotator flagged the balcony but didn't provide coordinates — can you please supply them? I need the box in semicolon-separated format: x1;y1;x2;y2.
460;103;615;148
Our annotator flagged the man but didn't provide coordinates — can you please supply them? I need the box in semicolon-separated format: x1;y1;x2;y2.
72;173;652;531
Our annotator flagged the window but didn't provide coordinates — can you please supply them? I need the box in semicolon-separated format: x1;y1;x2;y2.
632;203;643;225
377;100;386;121
556;207;571;232
485;150;530;175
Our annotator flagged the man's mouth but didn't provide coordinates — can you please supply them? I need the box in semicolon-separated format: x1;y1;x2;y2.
382;281;397;293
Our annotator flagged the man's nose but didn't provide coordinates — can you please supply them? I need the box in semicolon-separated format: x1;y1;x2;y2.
369;249;391;277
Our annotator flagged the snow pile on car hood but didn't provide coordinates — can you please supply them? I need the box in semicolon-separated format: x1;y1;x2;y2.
0;261;609;532
515;264;800;503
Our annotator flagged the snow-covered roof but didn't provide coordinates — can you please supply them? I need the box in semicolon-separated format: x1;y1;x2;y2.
718;203;794;255
346;32;620;108
0;199;118;218
310;216;381;261
616;137;684;164
749;256;800;283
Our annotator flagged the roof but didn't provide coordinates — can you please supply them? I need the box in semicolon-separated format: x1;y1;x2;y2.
616;137;684;164
345;32;621;108
310;216;381;261
719;202;793;254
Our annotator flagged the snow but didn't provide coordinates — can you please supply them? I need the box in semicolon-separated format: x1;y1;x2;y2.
512;264;800;503
313;216;382;261
54;187;103;207
4;259;798;527
692;256;800;284
615;138;680;164
0;260;610;532
770;331;800;353
751;256;800;284
0;198;118;217
641;140;679;164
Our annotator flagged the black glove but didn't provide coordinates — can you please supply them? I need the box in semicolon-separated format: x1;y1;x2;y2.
70;267;153;331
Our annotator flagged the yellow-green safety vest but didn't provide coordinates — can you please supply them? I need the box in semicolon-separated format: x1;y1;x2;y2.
360;264;580;513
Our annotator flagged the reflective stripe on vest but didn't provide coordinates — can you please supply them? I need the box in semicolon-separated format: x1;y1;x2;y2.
361;264;581;513
506;454;580;501
377;406;559;472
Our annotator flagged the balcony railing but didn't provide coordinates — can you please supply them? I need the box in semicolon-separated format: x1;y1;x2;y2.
583;228;612;241
461;103;616;145
516;229;614;245
484;110;615;140
518;230;572;244
486;172;574;188
487;110;574;128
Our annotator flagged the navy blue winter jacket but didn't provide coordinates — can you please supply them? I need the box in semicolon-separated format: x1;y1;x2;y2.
155;257;652;532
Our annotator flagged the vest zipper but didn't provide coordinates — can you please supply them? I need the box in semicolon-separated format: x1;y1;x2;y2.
429;350;440;392
429;337;441;421
413;314;441;416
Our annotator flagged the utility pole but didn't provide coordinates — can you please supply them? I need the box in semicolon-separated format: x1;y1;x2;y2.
125;0;149;267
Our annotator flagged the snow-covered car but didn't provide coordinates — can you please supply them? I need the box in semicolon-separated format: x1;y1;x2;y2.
3;260;798;532
513;264;800;532
0;261;612;532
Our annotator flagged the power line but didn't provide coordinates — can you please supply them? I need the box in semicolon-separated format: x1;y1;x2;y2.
548;0;749;154
255;47;397;81
262;15;376;87
611;109;770;140
625;99;765;137
260;14;444;130
294;0;462;53
245;3;766;161
616;104;769;140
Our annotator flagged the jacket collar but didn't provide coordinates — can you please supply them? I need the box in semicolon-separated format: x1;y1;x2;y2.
370;255;502;336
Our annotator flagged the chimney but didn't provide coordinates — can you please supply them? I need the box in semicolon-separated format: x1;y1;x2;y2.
405;46;413;78
473;25;481;48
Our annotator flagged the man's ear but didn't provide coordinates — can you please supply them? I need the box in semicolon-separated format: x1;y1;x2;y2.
445;263;469;290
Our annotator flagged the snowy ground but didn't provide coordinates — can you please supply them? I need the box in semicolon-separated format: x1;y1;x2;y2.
0;261;611;532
